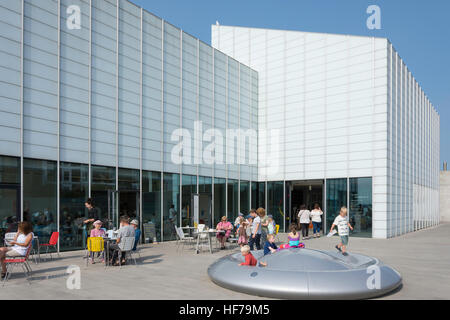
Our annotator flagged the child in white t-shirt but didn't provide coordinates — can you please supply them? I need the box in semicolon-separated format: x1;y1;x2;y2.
329;206;353;256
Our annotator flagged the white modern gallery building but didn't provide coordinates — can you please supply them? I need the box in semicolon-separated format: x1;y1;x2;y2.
0;0;440;251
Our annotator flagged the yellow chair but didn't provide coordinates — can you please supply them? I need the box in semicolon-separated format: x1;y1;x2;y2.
275;224;280;241
85;237;105;266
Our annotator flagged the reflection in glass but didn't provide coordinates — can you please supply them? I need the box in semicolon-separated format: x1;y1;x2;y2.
240;180;250;215
23;159;57;244
142;171;161;242
118;168;140;220
326;178;348;232
118;168;139;190
227;179;238;225
350;178;372;237
163;172;180;241
91;165;116;223
267;181;284;232
59;162;89;251
199;176;212;227
214;178;226;225
251;181;265;209
182;174;197;227
0;156;20;240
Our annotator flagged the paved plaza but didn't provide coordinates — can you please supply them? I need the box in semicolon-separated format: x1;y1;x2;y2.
1;223;449;300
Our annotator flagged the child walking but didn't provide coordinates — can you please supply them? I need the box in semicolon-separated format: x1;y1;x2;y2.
237;216;248;246
329;206;353;256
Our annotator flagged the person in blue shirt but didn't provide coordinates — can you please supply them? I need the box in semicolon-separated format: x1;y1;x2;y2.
130;219;141;251
263;234;278;255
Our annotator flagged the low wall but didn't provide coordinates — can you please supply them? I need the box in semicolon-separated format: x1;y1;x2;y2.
440;171;450;222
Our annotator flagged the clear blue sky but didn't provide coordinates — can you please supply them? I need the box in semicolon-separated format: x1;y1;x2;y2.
131;0;449;167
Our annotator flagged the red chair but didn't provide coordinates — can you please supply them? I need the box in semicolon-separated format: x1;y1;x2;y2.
3;244;33;286
39;232;59;260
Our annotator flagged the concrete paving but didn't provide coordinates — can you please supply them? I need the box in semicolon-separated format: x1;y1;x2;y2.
1;223;449;300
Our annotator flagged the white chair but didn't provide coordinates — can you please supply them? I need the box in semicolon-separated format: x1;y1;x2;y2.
4;232;16;246
195;224;209;253
115;236;136;268
175;227;194;251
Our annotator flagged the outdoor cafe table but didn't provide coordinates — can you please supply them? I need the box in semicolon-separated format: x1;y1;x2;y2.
195;229;225;254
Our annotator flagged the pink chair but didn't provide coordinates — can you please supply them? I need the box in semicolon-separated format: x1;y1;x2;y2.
3;244;33;285
39;232;59;260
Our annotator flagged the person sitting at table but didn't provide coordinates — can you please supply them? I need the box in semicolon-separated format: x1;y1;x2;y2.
88;220;106;264
109;216;135;266
0;221;34;279
216;216;233;250
130;219;141;251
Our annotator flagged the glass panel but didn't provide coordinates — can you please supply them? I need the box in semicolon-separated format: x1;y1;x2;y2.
227;179;238;224
0;156;20;184
251;181;265;209
142;171;161;243
326;178;348;232
163;172;180;241
349;177;372;237
118;168;139;190
59;162;89;251
91;165;116;223
0;156;20;239
182;174;197;227
23;159;57;245
214;178;226;225
199;176;212;228
240;180;250;215
267;181;284;232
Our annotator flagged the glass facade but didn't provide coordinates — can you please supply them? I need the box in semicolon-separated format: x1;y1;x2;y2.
163;173;180;240
227;179;239;224
182;174;197;227
214;178;226;225
91;165;116;223
251;181;265;209
0;156;20;240
60;162;89;251
350;178;372;237
267;181;284;231
118;168;140;220
326;179;348;232
142;171;161;242
23;159;57;245
240;180;250;215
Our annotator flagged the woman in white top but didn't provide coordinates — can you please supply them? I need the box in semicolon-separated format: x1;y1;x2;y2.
310;203;324;238
0;221;34;279
298;204;311;240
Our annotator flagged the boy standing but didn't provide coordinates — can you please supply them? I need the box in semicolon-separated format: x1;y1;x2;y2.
329;206;353;256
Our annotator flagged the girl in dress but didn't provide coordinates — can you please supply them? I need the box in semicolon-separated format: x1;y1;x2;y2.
237;216;248;247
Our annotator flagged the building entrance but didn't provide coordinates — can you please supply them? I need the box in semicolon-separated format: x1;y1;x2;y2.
286;180;324;227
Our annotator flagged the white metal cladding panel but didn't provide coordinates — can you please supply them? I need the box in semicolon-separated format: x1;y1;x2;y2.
118;1;140;169
227;58;239;180
386;43;440;237
212;26;388;183
182;32;197;176
0;0;22;156
59;0;90;164
142;10;162;172
163;21;180;174
91;0;117;166
213;49;227;179
22;0;58;160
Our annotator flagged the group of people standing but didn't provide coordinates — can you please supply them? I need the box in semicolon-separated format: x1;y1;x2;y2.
297;203;324;239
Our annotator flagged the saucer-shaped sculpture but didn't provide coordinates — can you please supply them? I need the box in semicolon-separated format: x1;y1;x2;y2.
208;248;402;299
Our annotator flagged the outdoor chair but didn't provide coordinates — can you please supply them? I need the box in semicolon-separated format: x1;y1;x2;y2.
2;243;33;286
116;236;137;268
85;237;105;266
195;224;209;253
4;232;16;246
275;224;280;242
39;231;59;261
175;227;194;251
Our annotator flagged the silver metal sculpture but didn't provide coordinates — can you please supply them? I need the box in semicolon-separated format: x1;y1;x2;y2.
208;248;402;299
